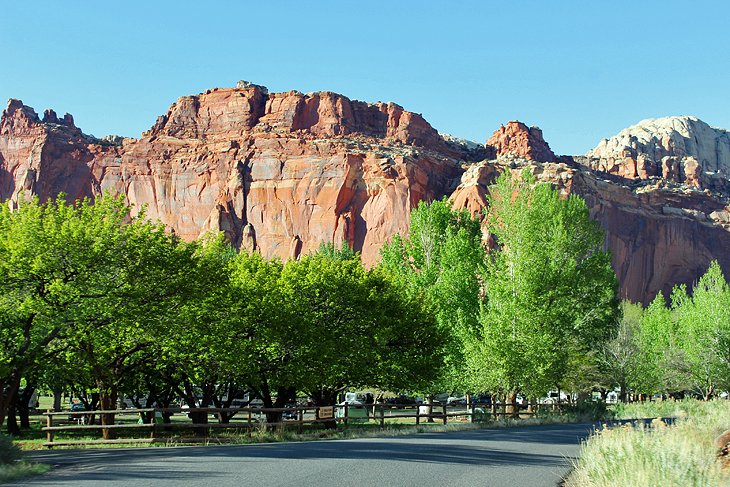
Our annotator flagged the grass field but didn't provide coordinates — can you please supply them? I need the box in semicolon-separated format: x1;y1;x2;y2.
565;399;730;487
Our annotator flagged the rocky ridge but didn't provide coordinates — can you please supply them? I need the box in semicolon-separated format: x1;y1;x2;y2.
450;155;730;302
585;116;730;194
1;83;729;303
0;84;468;266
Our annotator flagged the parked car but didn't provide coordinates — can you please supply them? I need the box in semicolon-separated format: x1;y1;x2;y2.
447;396;467;405
68;402;86;422
385;395;419;405
282;404;298;420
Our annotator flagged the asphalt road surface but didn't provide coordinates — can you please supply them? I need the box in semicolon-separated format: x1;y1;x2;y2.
16;422;596;487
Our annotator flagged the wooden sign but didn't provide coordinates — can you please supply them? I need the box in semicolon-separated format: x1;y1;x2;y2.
318;406;334;419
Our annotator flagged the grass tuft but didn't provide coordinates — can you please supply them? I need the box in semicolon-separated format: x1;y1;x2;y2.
0;462;50;484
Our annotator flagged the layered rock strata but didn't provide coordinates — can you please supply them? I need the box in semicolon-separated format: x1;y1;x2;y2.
1;84;729;303
0;86;466;265
450;157;730;303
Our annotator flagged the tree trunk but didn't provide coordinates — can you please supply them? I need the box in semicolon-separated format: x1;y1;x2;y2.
618;382;628;403
52;388;63;412
16;385;35;429
0;372;21;429
506;391;519;419
6;403;20;436
147;386;175;425
255;381;295;427
99;387;118;440
599;388;608;402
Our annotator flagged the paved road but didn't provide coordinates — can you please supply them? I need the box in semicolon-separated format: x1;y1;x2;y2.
15;423;596;487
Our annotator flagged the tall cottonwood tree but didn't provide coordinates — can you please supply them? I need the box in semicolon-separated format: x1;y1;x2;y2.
637;261;730;398
379;199;484;395
471;171;618;406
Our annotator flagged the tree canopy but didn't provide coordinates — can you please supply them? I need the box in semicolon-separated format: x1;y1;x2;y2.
468;170;619;398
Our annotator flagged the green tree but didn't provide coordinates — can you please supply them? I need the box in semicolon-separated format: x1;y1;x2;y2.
640;262;730;399
279;244;444;425
226;250;294;424
0;195;134;428
471;170;618;409
677;261;730;398
379;199;483;397
600;301;644;402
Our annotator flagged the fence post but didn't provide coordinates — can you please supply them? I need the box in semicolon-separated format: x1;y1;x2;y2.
416;405;420;425
45;411;53;448
344;404;349;426
442;404;447;425
379;405;385;428
248;408;252;437
150;410;156;439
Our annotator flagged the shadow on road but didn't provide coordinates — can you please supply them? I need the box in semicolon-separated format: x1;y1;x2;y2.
28;423;595;477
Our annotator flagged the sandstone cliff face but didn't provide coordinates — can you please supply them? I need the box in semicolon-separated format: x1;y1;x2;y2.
449;157;730;303
0;86;465;265
486;121;556;162
1;86;729;304
584;116;730;193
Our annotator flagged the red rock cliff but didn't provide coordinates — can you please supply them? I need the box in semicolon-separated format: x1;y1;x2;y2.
0;85;465;265
486;121;556;162
1;86;728;304
450;158;730;303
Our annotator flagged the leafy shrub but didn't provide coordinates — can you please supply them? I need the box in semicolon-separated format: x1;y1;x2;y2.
563;400;614;421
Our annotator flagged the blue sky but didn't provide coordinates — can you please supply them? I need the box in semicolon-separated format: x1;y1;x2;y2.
1;1;728;155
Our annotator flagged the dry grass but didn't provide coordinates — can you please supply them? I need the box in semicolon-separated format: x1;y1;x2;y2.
565;399;730;487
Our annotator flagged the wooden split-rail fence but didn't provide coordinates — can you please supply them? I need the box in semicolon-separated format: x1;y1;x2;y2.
42;402;561;448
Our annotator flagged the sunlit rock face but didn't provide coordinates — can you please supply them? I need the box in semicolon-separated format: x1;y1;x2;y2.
0;86;466;265
449;157;730;304
486;121;556;163
584;116;730;193
1;85;728;304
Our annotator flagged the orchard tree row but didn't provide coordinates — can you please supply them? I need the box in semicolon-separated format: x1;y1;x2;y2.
2;170;728;436
0;196;443;435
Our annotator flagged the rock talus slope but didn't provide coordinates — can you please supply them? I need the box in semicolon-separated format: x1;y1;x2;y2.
1;85;729;303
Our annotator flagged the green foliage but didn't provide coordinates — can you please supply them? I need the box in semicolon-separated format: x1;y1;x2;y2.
280;245;445;403
379;198;483;393
599;301;645;399
561;400;613;422
0;433;22;464
472;170;619;397
636;261;730;398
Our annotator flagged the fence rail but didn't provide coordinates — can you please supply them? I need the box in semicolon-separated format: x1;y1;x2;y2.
42;402;561;448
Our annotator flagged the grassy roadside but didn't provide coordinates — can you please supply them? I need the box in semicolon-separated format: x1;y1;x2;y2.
0;434;48;484
565;399;730;487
